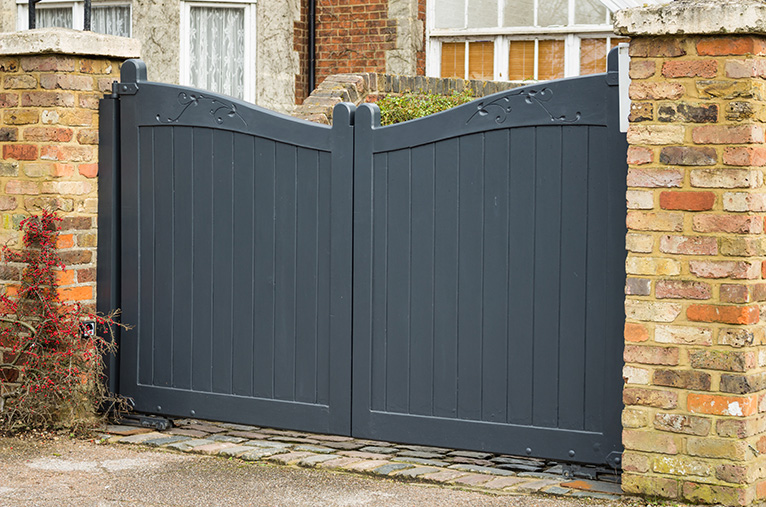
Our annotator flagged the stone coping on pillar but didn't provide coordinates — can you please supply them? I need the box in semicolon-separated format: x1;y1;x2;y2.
615;0;766;37
0;28;140;59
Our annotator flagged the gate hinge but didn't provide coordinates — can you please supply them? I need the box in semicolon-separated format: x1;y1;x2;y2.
113;82;138;96
605;451;622;469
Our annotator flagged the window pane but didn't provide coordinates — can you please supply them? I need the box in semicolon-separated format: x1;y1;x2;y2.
579;38;606;75
441;42;465;79
508;40;534;80
503;0;533;27
189;6;245;99
574;0;607;25
467;0;497;28
538;40;564;80
434;0;465;29
468;41;493;80
538;0;567;26
92;6;131;37
36;8;73;29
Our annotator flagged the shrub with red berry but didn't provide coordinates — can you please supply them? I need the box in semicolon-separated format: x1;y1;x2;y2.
0;211;126;432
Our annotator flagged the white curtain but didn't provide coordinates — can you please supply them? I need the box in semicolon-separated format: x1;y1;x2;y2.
92;6;131;37
189;6;245;99
36;7;73;28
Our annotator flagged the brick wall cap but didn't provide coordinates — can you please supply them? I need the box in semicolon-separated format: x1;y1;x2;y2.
615;0;766;36
0;28;140;58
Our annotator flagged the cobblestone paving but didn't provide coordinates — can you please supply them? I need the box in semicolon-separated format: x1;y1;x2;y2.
102;419;623;500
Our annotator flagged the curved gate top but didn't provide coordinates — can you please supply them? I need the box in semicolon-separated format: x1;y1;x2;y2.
98;54;626;466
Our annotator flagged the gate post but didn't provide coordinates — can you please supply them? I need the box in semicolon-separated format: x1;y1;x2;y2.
0;29;139;309
616;1;766;505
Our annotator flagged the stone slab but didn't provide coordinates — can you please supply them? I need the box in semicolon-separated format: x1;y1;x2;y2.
144;436;190;447
240;448;284;461
294;445;335;454
191;442;237;455
561;479;624;495
209;435;247;443
166;428;208;438
543;486;573;496
397;450;444;459
452;473;493;486
447;464;514;476
340;450;392;460
516;479;562;493
0;27;141;58
218;446;254;457
298;454;339;466
184;424;228;434
243;440;292;449
420;470;469;483
393;467;440;478
360;446;397;454
372;463;413;475
345;460;391;471
266;452;316;465
166;439;215;451
481;477;528;490
105;425;152;436
448;450;493;460
118;432;165;444
392;457;449;467
316;457;363;469
226;431;271;440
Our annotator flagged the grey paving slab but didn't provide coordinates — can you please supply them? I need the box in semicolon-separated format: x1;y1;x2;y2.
218;423;259;431
420;470;469;483
297;454;339;466
447;464;514;476
516;479;562;493
209;435;247;443
293;445;335;454
117;432;166;444
360;446;398;454
372;463;412;475
243;439;293;449
572;491;622;500
105;425;153;436
240;448;284;461
400;445;450;454
165;439;215;451
391;457;449;467
392;467;440;478
166;428;208;438
542;486;573;496
321;441;364;451
266;452;316;465
481;477;528;490
218;446;254;457
396;450;444;459
316;457;364;469
144;436;191;447
448;450;493;460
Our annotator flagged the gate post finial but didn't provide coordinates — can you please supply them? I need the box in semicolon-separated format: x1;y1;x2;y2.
617;1;766;505
120;59;147;84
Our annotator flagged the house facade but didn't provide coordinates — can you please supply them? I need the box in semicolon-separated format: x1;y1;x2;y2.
1;0;636;112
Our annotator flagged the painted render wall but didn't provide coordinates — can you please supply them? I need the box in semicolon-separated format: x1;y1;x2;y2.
0;0;301;114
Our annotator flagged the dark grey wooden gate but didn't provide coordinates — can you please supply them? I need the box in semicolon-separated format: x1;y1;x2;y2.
99;60;354;435
99;54;625;465
352;62;626;466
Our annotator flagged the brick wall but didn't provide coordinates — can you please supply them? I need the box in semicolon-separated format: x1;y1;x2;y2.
294;0;427;105
621;33;766;506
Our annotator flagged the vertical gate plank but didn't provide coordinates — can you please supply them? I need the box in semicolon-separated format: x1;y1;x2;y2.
385;149;411;414
211;130;235;394
232;133;256;396
153;127;174;388
481;129;510;423
507;127;535;426
295;147;320;404
584;126;609;431
408;144;435;417
138;127;155;387
557;127;589;430
274;142;298;401
532;126;563;428
370;152;388;412
252;137;276;399
432;139;459;418
172;127;194;390
316;150;332;406
191;128;214;393
457;134;484;421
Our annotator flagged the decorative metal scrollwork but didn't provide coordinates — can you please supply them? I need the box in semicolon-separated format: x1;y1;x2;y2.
466;88;581;125
156;92;247;126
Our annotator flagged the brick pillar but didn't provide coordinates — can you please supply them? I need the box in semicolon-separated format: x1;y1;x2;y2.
616;2;766;505
0;29;140;309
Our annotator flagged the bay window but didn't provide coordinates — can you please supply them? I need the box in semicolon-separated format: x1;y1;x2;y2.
427;0;628;81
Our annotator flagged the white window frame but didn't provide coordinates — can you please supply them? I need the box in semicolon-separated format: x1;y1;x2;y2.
179;0;257;104
426;0;621;81
16;0;132;35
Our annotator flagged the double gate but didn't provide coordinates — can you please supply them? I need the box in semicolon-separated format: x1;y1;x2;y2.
98;54;626;466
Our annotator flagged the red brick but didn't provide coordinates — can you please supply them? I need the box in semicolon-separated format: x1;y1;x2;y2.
693;215;762;234
723;146;766;166
688;393;758;417
630;38;686;57
21;91;75;108
655;280;711;300
19;56;76;72
22;127;73;143
660;191;715;211
56;234;74;249
624;345;679;366
720;284;752;303
693;125;764;144
39;145;94;162
660;146;716;166
57;286;93;301
0;93;18;108
51;163;74;177
78;163;98;178
2;144;37;161
697;36;766;56
5;180;40;195
39;74;94;91
630;60;656;79
659;235;717;255
629;82;685;100
627;168;683;188
687;304;759;324
623;387;678;409
625;322;649;342
662;59;717;78
627;146;653;165
690;260;759;279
